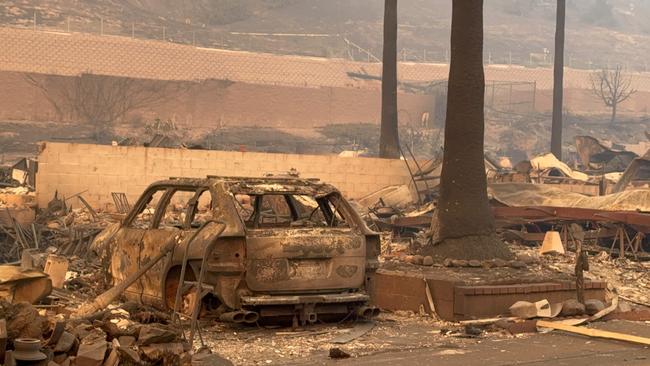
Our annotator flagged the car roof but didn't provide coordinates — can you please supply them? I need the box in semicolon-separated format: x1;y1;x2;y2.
155;176;339;196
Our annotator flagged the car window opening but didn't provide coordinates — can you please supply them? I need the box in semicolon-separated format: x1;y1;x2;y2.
234;193;349;229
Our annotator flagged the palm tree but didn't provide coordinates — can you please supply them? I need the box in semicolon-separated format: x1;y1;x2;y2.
433;0;511;260
551;0;566;159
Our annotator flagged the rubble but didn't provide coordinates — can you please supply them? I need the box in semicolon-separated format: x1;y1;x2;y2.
559;299;586;316
0;266;53;304
584;299;606;315
0;149;647;365
328;347;351;359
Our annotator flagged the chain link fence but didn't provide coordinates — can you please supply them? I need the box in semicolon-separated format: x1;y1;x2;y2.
5;14;650;121
9;12;650;73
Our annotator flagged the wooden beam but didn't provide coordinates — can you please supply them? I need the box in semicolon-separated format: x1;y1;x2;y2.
537;320;650;346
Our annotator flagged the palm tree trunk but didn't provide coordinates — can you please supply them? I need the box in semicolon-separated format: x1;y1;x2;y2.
432;0;511;260
551;0;566;159
379;0;400;159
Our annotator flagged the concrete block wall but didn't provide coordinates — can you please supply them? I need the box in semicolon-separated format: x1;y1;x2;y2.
36;142;413;210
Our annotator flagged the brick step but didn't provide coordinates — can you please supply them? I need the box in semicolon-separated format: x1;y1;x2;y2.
370;271;607;321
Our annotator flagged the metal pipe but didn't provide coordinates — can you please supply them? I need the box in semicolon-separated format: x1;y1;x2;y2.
356;306;380;319
74;236;177;317
189;223;227;345
243;311;260;324
219;311;246;323
172;220;224;325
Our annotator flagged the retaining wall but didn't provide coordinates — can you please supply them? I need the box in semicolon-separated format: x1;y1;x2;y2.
36;142;413;210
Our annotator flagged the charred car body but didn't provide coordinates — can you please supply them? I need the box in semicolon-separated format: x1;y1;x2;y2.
102;176;380;324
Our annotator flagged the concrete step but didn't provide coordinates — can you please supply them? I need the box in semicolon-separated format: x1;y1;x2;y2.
370;271;607;321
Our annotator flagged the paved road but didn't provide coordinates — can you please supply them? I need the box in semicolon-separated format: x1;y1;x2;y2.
301;320;650;366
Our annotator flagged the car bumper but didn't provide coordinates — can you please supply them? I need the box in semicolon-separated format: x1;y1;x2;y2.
240;292;369;306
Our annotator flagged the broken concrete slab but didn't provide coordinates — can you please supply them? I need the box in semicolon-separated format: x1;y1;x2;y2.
140;342;185;363
102;340;119;366
585;299;606;315
43;255;69;289
117;335;136;347
509;300;561;319
53;332;76;353
75;338;107;366
137;324;178;346
0;265;52;304
560;299;586;316
116;347;140;364
191;352;234;366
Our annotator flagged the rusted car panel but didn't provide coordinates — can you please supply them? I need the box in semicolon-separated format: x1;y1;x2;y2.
246;228;365;292
102;176;379;323
109;228;145;301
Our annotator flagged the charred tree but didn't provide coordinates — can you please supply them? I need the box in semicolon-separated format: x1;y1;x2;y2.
590;66;637;124
25;73;186;140
379;0;400;159
551;0;565;160
432;0;511;260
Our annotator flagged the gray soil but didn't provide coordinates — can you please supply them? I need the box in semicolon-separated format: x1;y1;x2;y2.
421;233;514;261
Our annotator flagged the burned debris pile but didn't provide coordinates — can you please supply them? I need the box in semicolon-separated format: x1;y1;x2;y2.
0;298;207;366
0;186;237;365
350;137;650;329
0;134;649;364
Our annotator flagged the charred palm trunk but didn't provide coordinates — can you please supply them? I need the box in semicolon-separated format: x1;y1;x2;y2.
379;0;400;159
433;0;511;260
551;0;565;159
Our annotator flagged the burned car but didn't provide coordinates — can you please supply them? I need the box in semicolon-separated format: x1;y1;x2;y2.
103;176;380;324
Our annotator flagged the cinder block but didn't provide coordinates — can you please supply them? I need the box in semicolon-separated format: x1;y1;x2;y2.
43;254;69;289
374;175;392;186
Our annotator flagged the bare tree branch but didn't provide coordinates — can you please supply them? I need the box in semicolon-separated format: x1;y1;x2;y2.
24;72;190;139
589;65;637;123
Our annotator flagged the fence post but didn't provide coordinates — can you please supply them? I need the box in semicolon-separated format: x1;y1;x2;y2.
162;26;166;40
532;81;537;113
132;23;135;38
33;11;36;31
67;17;70;32
491;81;495;108
193;31;196;46
100;17;103;35
508;83;513;111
